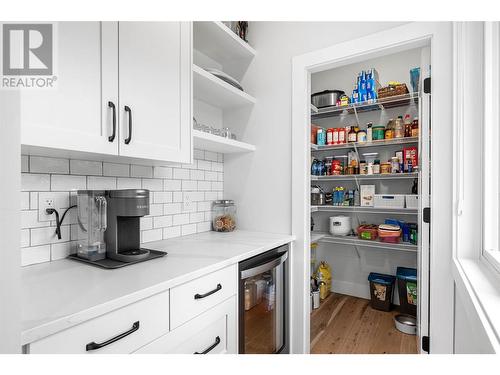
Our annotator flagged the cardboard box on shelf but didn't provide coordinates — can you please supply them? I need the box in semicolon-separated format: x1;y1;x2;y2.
360;185;375;207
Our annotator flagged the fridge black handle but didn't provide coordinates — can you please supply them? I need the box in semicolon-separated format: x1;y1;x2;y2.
108;101;116;142
194;336;221;354
124;105;132;144
194;284;222;300
85;321;139;351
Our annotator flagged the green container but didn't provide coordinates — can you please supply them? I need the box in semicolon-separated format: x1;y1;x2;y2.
373;126;385;140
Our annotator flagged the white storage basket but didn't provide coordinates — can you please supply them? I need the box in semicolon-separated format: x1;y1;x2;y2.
374;194;405;209
405;195;419;209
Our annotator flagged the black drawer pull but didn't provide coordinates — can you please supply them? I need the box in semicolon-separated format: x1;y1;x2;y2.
194;336;221;354
124;105;132;144
194;283;222;300
86;321;140;351
108;101;116;142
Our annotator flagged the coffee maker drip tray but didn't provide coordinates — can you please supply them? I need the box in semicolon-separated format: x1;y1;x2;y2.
68;249;167;269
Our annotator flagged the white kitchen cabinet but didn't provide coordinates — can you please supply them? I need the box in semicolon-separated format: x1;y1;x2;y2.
21;21;192;164
26;290;169;354
169;264;237;329
20;22;117;156
135;296;237;354
118;22;192;163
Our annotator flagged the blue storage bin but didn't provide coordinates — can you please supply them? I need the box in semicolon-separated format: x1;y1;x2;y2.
396;267;417;281
396;267;417;316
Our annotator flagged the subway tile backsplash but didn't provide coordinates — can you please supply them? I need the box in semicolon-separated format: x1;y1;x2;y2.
20;151;224;267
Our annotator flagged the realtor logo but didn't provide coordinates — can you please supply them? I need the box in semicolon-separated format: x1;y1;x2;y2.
1;23;57;88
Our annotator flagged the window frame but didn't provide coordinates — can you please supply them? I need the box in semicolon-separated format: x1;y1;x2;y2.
482;21;500;274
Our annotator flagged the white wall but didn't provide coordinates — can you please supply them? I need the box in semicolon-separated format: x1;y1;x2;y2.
20;151;224;266
224;22;407;234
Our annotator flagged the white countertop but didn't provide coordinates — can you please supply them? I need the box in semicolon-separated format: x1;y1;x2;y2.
21;230;294;346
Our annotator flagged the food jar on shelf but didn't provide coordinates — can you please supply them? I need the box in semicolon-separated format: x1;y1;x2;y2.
372;125;386;140
212;200;237;232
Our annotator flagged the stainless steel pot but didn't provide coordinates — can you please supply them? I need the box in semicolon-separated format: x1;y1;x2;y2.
311;90;345;108
311;192;325;206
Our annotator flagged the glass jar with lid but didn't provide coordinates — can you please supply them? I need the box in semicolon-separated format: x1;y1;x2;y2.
212;200;237;232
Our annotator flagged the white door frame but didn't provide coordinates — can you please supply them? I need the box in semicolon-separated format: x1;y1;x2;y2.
291;22;454;354
0;90;21;353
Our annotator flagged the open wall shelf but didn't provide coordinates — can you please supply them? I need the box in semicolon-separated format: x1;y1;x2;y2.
193;64;256;109
193;130;256;154
193;22;256;69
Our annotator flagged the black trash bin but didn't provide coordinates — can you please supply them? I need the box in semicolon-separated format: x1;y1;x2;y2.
396;267;417;316
367;272;396;311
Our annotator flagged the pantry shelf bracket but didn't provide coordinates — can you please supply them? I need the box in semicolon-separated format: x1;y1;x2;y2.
353;244;361;259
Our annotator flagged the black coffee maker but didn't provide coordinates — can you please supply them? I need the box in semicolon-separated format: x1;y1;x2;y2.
105;189;151;262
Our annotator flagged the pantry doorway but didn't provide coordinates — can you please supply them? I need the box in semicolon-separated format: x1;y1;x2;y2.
290;22;454;354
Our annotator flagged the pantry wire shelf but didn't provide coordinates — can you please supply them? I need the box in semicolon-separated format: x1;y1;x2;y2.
311;232;418;252
311;92;419;120
310;206;418;215
311;136;418;152
311;172;418;182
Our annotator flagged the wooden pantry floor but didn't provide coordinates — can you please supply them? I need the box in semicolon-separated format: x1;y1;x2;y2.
310;293;417;354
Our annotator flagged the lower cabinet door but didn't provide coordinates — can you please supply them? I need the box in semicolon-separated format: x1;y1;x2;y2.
135;296;236;354
27;290;169;354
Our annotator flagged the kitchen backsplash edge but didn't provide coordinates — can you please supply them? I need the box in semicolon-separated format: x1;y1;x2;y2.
20;149;224;267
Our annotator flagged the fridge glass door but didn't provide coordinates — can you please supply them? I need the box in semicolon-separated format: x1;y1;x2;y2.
242;262;284;354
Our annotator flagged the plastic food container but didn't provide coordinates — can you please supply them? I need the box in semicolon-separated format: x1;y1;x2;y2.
396;267;417;316
372;126;385;140
212;200;237;232
380;162;392;174
357;224;378;240
378;224;402;243
368;272;395;311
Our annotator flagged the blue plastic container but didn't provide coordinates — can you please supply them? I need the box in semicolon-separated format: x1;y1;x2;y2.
368;272;396;311
396;267;417;316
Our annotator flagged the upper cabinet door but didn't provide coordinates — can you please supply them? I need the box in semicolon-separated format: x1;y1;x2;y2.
118;22;192;163
20;22;118;155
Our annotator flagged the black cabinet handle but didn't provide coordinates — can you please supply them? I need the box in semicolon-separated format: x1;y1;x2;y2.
85;321;140;351
108;101;116;142
194;336;221;354
124;105;132;144
194;283;222;300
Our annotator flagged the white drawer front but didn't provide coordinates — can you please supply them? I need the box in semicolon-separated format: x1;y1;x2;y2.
28;290;169;354
135;296;236;354
170;264;237;329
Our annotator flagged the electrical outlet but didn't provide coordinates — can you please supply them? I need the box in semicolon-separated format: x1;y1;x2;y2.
39;196;55;222
183;193;193;212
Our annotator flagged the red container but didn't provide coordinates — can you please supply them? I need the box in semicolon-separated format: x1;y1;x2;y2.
403;146;418;172
332;159;343;175
357;224;378;240
327;128;334;145
338;128;346;144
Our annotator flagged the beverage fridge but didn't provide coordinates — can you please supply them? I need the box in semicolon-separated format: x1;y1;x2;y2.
238;245;289;354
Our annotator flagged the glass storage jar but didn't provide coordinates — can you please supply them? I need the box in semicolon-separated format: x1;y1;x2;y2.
212;200;237;232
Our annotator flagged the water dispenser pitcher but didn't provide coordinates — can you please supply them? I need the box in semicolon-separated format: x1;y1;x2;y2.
76;190;107;261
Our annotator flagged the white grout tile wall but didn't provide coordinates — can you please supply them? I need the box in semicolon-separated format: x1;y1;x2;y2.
20;150;224;267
